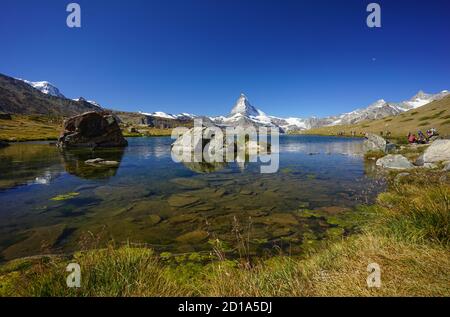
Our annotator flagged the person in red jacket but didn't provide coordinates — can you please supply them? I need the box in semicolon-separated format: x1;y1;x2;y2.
408;133;417;144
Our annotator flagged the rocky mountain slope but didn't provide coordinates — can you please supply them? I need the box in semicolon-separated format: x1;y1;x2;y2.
0;73;102;117
303;95;450;138
320;90;449;127
19;79;65;98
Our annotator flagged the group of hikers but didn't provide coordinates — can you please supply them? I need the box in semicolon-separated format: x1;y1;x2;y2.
407;128;438;144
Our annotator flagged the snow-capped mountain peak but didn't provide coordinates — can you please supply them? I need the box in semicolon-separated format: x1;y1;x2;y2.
19;79;65;98
72;97;102;108
395;90;449;110
367;99;387;109
230;93;262;117
138;111;197;120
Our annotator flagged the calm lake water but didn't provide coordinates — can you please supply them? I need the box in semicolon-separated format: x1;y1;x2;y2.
0;136;384;261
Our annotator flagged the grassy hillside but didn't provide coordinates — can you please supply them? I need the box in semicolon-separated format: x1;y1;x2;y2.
0;115;175;142
0;115;61;142
1;167;448;297
300;95;450;139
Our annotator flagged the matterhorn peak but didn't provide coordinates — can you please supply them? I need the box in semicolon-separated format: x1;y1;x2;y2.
411;90;430;100
230;93;260;117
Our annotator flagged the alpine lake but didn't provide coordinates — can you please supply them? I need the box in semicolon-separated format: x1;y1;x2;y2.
0;136;385;262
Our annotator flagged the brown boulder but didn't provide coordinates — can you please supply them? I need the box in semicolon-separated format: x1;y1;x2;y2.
57;111;128;148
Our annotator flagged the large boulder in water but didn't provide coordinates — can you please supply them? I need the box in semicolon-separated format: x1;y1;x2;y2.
57;112;128;148
363;133;388;153
376;154;414;170
423;140;450;163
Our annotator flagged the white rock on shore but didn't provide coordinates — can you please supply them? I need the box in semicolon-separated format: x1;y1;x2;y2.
423;140;450;163
376;154;414;170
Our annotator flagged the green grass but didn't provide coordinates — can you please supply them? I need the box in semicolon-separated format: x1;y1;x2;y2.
0;115;61;141
364;150;386;160
122;127;173;137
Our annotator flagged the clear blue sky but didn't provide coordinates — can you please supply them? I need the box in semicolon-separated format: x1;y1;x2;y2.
1;0;449;117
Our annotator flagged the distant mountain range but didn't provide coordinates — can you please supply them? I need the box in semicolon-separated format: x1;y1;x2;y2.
1;72;448;132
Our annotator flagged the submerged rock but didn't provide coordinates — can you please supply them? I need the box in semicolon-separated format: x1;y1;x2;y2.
57;111;128;148
169;178;208;189
168;214;197;224
175;230;209;243
85;158;120;167
423;140;450;163
376;154;414;170
319;206;350;214
257;213;299;226
148;214;162;225
168;194;200;208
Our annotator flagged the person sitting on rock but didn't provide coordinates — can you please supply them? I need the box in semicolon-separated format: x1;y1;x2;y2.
431;128;439;137
417;130;427;144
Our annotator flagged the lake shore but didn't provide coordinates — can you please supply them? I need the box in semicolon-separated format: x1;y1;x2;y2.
0;115;174;142
0;165;448;296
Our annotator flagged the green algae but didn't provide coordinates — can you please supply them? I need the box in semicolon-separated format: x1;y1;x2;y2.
50;192;80;201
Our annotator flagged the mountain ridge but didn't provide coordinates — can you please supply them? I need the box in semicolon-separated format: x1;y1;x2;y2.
1;73;448;132
0;73;102;117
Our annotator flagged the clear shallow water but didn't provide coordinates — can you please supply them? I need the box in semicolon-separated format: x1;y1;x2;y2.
0;136;383;261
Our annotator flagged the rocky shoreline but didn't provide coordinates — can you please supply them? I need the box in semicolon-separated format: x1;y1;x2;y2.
363;133;450;171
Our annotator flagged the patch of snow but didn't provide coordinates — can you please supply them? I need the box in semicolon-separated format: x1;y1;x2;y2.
19;79;65;98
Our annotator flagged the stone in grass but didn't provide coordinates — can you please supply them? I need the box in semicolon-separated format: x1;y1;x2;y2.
443;162;450;172
376;154;414;170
